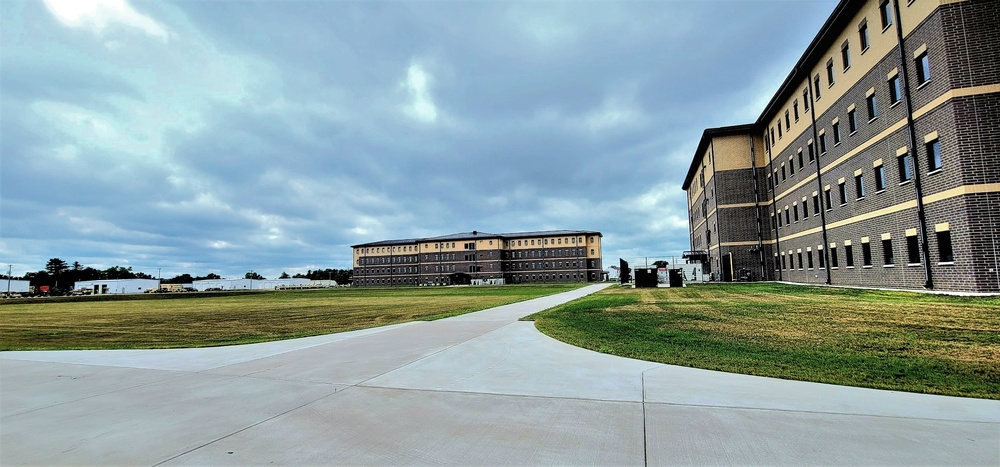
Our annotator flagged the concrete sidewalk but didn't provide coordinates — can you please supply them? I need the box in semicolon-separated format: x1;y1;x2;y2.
2;283;998;465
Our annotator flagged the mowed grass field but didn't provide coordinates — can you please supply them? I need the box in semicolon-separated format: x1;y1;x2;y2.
0;285;581;351
527;283;1000;399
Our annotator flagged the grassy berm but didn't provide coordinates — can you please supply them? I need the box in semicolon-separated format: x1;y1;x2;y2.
527;283;1000;399
0;284;580;350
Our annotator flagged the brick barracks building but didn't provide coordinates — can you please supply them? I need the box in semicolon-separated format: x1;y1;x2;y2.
352;230;603;286
683;0;998;292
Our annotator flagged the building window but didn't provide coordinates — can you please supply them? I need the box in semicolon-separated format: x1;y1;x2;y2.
814;75;822;99
813;194;820;214
927;138;942;171
855;173;866;198
862;241;872;266
793;100;799;121
882;238;894;265
819;133;827;154
826;59;835;87
907;235;921;264
770;127;775;145
916;52;931;85
777;210;782;227
789;158;795;176
785;208;790;225
880;0;892;30
803;89;810;110
785;110;790;131
898;153;913;182
789;254;795;270
867;93;878;120
807;251;814;269
838;182;847;205
841;41;851;70
818;249;825;268
808;142;815;162
773;169;779;186
875;164;886;191
777;121;782;139
848;108;858;133
802;199;809;218
889;75;902;104
833;121;842;144
798;252;804;269
937;230;954;263
793;205;799;222
846;244;855;267
825;188;833;210
831;246;839;268
781;164;787;181
781;254;786;269
859;20;870;51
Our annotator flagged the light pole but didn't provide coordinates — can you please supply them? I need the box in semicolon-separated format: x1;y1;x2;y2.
6;265;11;296
249;270;254;291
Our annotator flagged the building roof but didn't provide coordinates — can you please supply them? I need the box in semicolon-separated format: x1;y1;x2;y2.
681;124;755;191
351;230;602;248
756;0;855;124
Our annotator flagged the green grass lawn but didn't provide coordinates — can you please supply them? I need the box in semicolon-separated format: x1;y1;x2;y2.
0;284;581;350
526;283;1000;399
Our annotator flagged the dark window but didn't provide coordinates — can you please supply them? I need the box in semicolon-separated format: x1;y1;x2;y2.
793;205;799;222
841;41;850;70
807;251;814;269
833;121;842;144
793;100;799;121
937;231;954;262
785;208;790;225
772;213;777;230
846;244;855;267
875;165;886;191
802;199;809;218
785;110;790;130
867;93;878;120
803;89;810;110
814;75;822;99
898;153;913;182
798;150;804;169
838;182;847;205
789;254;794;270
859;20;870;51
825;189;833;210
848;108;858;133
855;173;866;198
777;120;782;139
927;139;942;171
808;142;815;162
880;0;892;29
889;75;902;104
916;52;931;85
770;127;775;145
789;159;795;176
777;210;782;227
818;249;825;268
781;254;786;269
826;59;835;87
813;194;820;214
831;246;839;268
781;165;786;181
819;133;827;154
882;238;894;265
907;235;921;264
862;242;872;266
773;169;779;185
798;252;804;269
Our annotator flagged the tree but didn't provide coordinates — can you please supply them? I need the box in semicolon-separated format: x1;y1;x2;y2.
46;258;68;276
202;273;221;280
245;271;265;280
279;272;290;279
652;260;669;269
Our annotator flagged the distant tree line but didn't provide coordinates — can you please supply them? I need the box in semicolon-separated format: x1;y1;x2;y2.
1;258;353;290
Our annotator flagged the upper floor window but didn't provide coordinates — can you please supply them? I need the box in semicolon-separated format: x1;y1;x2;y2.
848;108;858;133
793;100;800;121
826;59;835;87
880;0;893;30
927;138;942;171
859;20;870;51
916;51;931;85
785;110;790;131
889;75;902;104
803;89;810;110
814;75;822;99
841;41;851;70
898;152;913;182
867;93;878;120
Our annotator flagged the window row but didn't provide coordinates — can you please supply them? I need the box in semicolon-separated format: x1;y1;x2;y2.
778;229;954;271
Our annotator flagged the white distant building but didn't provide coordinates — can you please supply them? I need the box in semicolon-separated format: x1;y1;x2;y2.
75;279;159;295
191;278;311;291
4;280;31;294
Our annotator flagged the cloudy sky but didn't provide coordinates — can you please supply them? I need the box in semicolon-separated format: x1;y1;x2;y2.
1;0;837;280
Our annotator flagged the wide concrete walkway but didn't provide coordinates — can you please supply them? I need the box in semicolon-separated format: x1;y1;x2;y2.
2;284;998;465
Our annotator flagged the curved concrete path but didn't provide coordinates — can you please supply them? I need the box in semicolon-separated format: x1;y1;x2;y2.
2;284;997;465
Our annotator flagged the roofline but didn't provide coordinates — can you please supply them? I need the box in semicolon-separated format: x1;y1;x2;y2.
756;0;855;125
351;230;603;248
682;123;755;190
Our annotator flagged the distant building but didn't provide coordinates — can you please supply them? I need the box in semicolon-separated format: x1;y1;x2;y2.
352;230;604;286
75;279;160;295
683;0;999;293
3;280;31;295
191;278;311;291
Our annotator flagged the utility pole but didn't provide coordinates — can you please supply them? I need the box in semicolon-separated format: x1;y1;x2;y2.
6;265;11;296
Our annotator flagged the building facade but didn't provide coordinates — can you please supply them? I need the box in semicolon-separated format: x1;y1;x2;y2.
352;230;603;286
684;0;999;292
